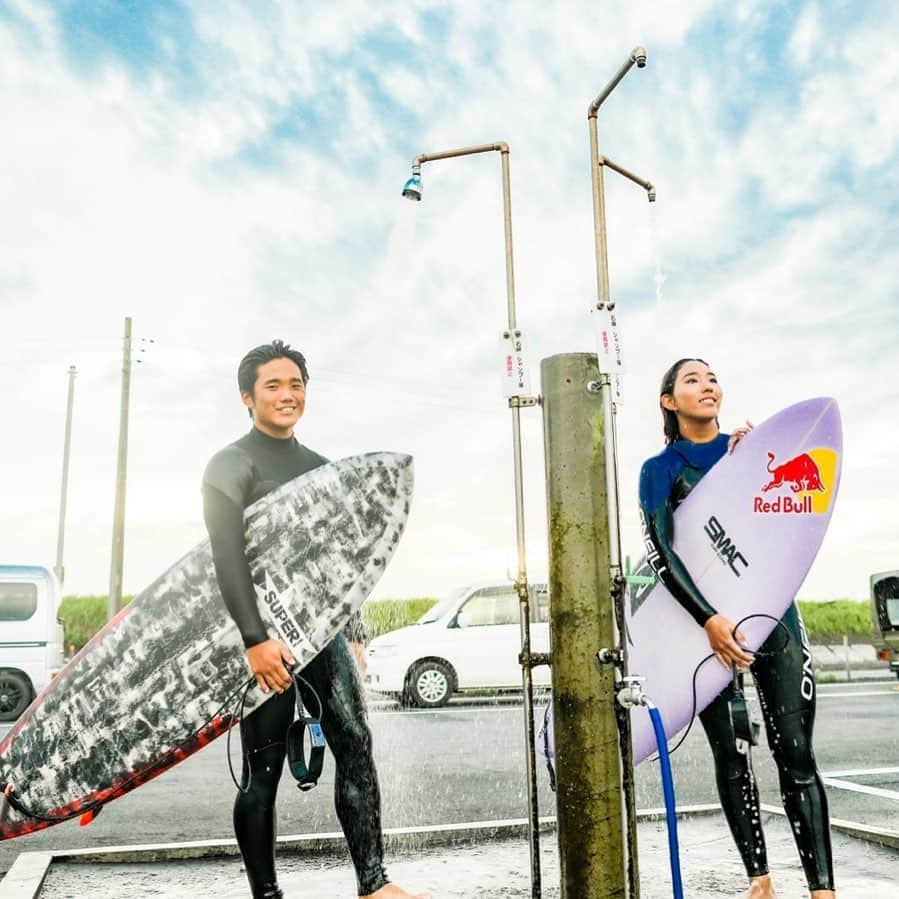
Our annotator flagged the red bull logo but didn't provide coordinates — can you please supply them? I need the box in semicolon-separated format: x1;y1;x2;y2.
762;452;825;494
753;447;837;516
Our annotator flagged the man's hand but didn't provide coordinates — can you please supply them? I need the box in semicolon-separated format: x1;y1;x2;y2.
727;419;754;454
349;641;368;674
246;639;295;693
704;614;754;670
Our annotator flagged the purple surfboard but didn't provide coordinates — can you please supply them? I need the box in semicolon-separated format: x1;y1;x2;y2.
625;397;842;763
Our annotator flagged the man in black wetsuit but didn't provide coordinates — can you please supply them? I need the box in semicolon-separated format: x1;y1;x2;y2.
203;340;429;899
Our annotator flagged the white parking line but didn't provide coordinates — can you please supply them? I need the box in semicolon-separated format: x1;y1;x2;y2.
821;766;899;779
816;690;897;699
372;705;525;719
821;778;899;802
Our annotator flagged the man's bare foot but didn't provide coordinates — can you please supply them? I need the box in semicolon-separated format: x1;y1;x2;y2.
361;884;432;899
744;875;776;898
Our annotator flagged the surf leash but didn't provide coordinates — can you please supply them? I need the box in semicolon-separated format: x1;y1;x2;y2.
659;613;792;759
286;673;326;791
227;669;326;794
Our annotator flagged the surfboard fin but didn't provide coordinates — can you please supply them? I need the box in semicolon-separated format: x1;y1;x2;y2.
79;807;102;827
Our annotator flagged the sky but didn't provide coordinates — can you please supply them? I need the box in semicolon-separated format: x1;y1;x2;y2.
1;0;896;604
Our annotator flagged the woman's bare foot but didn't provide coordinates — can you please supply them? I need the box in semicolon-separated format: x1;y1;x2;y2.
361;884;432;899
810;892;835;898
744;874;776;898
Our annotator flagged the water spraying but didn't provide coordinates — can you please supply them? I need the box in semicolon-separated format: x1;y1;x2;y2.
649;202;666;307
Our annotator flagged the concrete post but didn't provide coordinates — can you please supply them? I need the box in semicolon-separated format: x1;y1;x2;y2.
108;316;133;622
542;352;625;898
54;365;77;586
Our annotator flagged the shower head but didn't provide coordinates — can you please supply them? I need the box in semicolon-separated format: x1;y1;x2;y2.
402;168;422;202
589;46;649;115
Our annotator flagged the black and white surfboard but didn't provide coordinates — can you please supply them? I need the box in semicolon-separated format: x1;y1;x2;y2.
0;452;413;840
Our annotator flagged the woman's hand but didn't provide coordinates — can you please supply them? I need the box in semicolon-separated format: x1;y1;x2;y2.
704;614;754;670
246;639;296;693
727;419;754;454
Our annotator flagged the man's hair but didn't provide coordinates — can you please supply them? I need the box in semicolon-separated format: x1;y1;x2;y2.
238;339;309;402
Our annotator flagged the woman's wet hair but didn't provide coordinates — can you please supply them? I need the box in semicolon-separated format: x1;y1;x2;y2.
659;357;710;445
238;340;309;417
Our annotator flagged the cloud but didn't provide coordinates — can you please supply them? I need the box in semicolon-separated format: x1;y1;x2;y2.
1;1;896;605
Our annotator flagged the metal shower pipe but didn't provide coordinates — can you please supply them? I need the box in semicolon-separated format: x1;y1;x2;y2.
587;45;655;899
402;141;543;898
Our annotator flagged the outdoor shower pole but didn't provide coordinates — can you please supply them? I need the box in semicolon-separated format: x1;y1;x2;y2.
588;46;655;899
403;143;544;898
542;353;626;898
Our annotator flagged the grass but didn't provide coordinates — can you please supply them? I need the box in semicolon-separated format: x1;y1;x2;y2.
797;599;873;642
362;597;438;640
57;594;872;653
58;594;133;653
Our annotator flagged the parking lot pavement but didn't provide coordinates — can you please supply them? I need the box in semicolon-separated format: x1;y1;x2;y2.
1;672;895;878
26;813;899;899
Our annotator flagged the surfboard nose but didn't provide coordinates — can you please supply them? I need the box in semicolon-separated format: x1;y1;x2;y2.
354;452;415;496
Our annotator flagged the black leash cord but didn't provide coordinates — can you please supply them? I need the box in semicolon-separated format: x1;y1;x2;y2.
227;676;259;794
227;670;324;795
654;613;792;760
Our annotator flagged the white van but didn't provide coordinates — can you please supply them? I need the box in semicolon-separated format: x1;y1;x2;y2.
365;583;550;708
0;565;66;722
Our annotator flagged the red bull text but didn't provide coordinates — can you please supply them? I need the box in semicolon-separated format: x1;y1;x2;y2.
754;494;813;514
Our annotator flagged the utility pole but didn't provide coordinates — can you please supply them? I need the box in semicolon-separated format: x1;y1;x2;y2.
107;317;133;621
54;365;77;586
542;352;626;899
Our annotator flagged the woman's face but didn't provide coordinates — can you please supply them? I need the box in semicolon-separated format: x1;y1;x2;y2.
661;359;722;424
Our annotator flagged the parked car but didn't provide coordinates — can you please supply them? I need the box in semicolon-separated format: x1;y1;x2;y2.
365;582;550;707
0;564;66;722
870;570;899;679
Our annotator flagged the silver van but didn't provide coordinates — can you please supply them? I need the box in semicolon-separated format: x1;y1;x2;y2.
0;565;66;722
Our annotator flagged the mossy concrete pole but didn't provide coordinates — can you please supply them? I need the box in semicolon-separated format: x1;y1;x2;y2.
542;352;625;899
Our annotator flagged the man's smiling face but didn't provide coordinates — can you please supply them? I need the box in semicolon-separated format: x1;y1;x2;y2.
241;357;306;438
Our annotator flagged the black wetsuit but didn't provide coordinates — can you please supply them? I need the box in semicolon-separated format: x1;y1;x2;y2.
639;434;835;892
203;427;387;898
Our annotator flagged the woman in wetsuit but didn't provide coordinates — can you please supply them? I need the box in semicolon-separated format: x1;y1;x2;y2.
638;358;836;899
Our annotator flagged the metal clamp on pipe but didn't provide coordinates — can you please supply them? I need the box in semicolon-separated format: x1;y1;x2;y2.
595;647;623;667
520;651;552;668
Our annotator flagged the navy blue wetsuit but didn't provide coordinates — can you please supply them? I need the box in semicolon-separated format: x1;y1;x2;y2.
639;435;835;892
203;427;386;898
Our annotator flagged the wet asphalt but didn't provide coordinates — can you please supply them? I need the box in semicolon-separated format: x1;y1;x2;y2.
1;677;896;879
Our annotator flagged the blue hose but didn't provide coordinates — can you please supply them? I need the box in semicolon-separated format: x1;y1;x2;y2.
647;702;684;899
